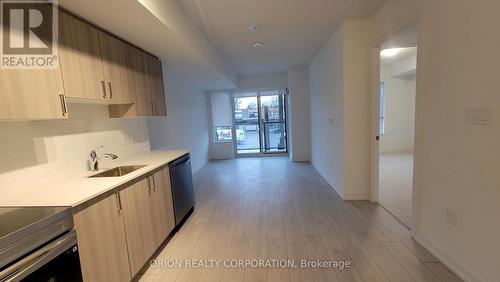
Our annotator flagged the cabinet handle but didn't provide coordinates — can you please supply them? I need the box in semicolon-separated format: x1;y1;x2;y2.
151;103;155;116
59;94;67;116
101;81;107;99
146;176;152;193
152;175;156;192
107;82;113;99
154;103;158;116
115;193;122;212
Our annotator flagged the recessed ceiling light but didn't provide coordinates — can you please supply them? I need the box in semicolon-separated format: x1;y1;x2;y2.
380;48;401;57
253;42;263;48
248;24;261;31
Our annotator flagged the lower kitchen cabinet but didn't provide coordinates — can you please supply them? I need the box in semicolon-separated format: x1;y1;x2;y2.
151;168;176;246
74;166;176;281
119;178;157;275
73;193;131;282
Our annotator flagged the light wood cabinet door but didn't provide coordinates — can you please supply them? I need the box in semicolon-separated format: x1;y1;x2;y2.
151;168;175;246
127;46;153;116
0;69;67;120
119;178;157;275
99;31;133;103
58;12;105;101
147;54;167;116
73;194;131;282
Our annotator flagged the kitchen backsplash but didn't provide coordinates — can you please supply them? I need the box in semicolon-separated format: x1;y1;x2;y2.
0;103;150;193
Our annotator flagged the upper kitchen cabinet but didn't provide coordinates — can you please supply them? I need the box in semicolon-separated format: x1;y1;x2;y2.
98;31;133;104
108;46;151;118
1;10;166;120
147;54;167;116
0;18;67;120
128;46;153;116
0;69;67;120
58;11;106;101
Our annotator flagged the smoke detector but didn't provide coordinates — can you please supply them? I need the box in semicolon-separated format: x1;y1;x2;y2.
253;42;263;48
248;24;261;31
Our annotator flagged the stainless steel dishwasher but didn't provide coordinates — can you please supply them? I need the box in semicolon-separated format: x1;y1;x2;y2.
169;153;195;226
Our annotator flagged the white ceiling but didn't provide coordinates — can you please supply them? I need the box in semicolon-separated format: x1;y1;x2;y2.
380;22;418;65
179;0;388;75
380;47;417;65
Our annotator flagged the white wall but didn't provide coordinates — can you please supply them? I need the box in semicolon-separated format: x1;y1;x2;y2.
0;103;150;193
309;19;373;200
380;66;416;154
237;72;288;90
371;0;500;280
148;63;210;173
342;20;373;200
413;1;500;280
287;66;310;162
309;25;345;195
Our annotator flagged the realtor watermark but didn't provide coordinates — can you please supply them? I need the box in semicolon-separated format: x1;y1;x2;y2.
0;0;58;69
150;259;352;270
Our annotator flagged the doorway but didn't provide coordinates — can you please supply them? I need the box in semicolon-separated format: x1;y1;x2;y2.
232;90;288;156
375;25;418;229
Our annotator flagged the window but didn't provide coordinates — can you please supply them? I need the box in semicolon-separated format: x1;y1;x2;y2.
379;82;386;135
214;126;233;142
211;92;233;142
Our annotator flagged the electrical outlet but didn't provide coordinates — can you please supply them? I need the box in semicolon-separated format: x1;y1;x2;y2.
445;208;457;226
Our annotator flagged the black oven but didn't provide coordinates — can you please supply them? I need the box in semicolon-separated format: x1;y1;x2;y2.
0;207;82;282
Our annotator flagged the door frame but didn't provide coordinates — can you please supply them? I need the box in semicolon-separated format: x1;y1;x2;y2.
370;47;381;204
371;40;421;233
231;89;289;157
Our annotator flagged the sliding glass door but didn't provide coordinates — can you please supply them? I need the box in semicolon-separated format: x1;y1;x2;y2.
260;93;287;153
233;96;261;154
233;90;288;156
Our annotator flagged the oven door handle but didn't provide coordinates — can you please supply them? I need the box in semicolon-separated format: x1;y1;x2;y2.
0;230;77;282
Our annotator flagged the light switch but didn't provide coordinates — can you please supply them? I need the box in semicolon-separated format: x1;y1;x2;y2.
466;107;493;125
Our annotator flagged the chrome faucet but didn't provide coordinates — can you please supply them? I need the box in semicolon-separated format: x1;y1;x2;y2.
89;146;118;171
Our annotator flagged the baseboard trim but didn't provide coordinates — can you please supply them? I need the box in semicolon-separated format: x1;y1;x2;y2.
342;192;370;200
310;161;344;198
192;159;209;175
413;233;481;282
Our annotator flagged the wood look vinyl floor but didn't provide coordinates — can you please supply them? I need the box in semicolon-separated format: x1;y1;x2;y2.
379;153;414;228
139;157;462;282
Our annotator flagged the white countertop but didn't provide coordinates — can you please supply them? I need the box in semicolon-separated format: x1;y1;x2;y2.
0;149;190;208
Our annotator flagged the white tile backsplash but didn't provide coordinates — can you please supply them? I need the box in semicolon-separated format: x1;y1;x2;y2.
0;103;150;193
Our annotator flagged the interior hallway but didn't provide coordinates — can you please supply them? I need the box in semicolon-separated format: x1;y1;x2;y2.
379;153;414;228
140;157;462;282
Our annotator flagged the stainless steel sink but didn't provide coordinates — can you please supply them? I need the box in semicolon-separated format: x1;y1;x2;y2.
88;165;146;178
